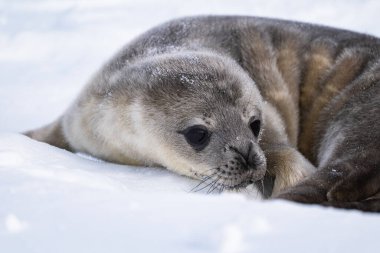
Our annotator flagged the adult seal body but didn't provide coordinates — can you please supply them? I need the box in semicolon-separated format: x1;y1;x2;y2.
26;16;380;211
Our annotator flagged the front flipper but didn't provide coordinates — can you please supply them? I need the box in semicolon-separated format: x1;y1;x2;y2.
276;161;380;212
326;167;380;202
322;197;380;212
265;146;316;196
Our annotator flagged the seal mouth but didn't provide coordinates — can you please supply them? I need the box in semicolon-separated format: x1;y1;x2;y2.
191;168;265;194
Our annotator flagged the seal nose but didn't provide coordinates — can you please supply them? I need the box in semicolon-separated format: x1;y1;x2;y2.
231;141;261;170
246;141;258;168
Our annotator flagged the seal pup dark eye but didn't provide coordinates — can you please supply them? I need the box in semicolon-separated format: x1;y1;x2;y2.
249;117;261;137
179;125;211;151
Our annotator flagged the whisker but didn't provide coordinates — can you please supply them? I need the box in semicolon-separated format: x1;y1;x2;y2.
218;184;225;194
261;179;265;197
207;177;221;194
213;178;225;194
194;173;221;192
255;185;260;199
190;172;217;192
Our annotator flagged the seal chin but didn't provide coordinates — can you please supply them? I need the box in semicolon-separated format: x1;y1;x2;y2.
192;164;266;193
227;165;267;190
221;158;267;191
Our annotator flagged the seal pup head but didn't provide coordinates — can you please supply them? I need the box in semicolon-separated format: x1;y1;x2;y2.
78;51;267;192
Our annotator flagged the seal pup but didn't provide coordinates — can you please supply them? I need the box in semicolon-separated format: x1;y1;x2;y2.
25;50;312;196
26;16;379;211
24;19;315;197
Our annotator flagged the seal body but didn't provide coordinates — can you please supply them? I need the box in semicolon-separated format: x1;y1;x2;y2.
26;16;380;210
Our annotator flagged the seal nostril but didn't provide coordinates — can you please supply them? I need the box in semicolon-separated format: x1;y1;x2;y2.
246;142;263;169
229;140;261;170
230;142;261;170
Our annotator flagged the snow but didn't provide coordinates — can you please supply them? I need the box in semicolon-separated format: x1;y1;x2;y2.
1;0;380;252
1;134;379;253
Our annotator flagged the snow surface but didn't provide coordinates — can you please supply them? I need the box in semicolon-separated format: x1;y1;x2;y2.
1;0;380;252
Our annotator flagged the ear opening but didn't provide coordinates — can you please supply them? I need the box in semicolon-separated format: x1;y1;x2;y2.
23;118;72;151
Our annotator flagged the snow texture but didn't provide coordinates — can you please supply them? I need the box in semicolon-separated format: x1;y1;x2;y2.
1;0;380;252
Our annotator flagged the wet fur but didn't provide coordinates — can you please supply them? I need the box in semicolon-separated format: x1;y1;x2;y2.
26;16;380;211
